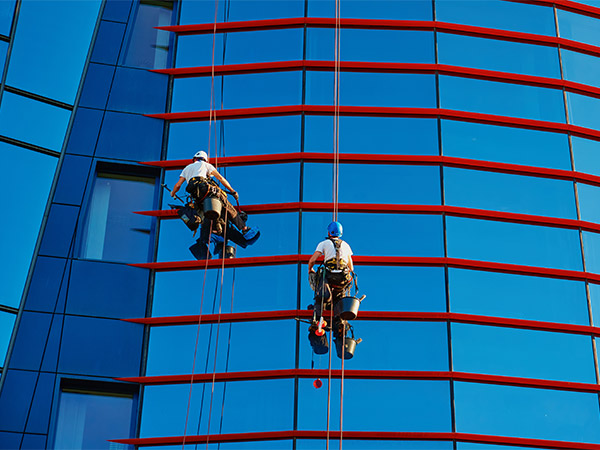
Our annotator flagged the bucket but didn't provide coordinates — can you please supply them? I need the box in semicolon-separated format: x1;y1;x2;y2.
203;196;222;220
334;296;362;320
335;337;357;360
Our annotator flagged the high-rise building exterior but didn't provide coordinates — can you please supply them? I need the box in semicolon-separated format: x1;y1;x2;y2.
3;0;600;449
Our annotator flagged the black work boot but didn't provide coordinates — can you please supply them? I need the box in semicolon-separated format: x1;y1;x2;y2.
308;324;328;355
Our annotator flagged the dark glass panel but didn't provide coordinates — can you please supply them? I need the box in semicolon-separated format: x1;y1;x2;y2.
66;107;104;157
302;212;444;257
91;20;127;65
435;0;556;36
25;257;68;313
305;117;438;155
40;315;62;373
224;29;303;65
39;204;80;258
557;9;600;47
0;92;71;151
441;120;571;169
79;171;155;263
108;67;168;114
96;112;163;161
180;0;304;23
308;0;433;19
438;32;560;78
58;316;143;377
0;143;57;308
67;260;149;319
446;217;583;271
303;163;441;204
53;387;134;449
454;382;600;442
572;136;600;177
53;155;93;206
24;372;54;434
444;167;577;218
175;34;224;67
307;28;434;62
79;63;115;110
298;379;451;431
0;433;22;449
439;76;566;123
121;0;174;69
0;369;37;432
21;434;46;450
7;312;50;371
452;323;596;382
449;269;589;325
5;0;102;103
102;0;133;22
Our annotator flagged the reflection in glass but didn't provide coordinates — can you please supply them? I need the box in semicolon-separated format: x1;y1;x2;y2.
80;172;155;263
567;91;600;130
572;136;600;177
121;0;174;69
558;9;600;47
449;269;589;325
53;388;134;449
577;183;600;223
582;231;600;274
441;120;571;169
446;217;582;270
561;49;600;89
444;167;577;218
454;382;600;442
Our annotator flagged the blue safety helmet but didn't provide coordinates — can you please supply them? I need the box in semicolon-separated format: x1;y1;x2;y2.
327;221;343;237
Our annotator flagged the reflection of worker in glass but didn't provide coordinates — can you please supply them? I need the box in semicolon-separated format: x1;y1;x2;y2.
171;150;259;259
307;221;354;354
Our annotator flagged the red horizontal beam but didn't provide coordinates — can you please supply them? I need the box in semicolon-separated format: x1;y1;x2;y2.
117;368;600;394
129;255;600;284
520;0;600;20
123;309;600;338
155;61;600;100
110;430;600;449
136;203;600;234
145;106;600;143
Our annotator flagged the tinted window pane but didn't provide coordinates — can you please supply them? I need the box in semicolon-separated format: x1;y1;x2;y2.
307;28;434;63
446;217;583;270
0;143;57;308
309;0;432;19
299;441;451;450
229;29;303;65
306;117;438;155
449;269;589;325
444;168;577;218
438;33;560;78
577;183;600;223
0;311;16;367
54;389;134;449
562;49;600;89
80;172;156;263
441;120;571;169
454;382;600;442
439;76;566;122
452;323;596;382
567;91;600;130
121;0;174;69
558;9;600;47
6;0;101;103
436;0;556;36
588;283;600;327
0;92;71;151
307;72;436;107
582;231;600;274
572;136;600;177
0;0;15;35
304;164;441;204
180;0;304;23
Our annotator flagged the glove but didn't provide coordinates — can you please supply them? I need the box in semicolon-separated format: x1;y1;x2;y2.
232;191;239;201
308;271;317;290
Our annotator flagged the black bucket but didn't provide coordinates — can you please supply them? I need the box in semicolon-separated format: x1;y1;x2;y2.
335;337;357;360
203;196;222;220
334;296;362;320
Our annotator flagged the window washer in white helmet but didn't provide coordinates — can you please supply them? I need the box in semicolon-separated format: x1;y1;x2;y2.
307;221;354;354
171;150;259;259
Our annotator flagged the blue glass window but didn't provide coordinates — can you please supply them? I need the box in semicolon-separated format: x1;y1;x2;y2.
0;143;57;308
439;76;566;123
435;0;556;36
224;29;304;65
454;382;600;442
107;67;168;114
557;9;600;47
0;40;8;74
121;0;174;69
180;0;304;24
53;385;135;449
6;0;102;103
0;0;15;36
567;91;600;130
175;34;224;68
305;117;439;155
79;170;156;263
307;28;435;63
0;311;16;367
303;163;441;205
452;323;596;382
441;120;571;169
577;183;600;223
444;167;577;218
561;49;600;89
308;0;433;20
449;269;589;325
307;72;436;107
582;231;600;274
437;33;560;78
0;92;71;152
446;217;583;271
588;283;600;327
299;441;452;450
572;136;600;177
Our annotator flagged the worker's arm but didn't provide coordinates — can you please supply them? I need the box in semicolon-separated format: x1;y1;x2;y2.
347;255;354;272
210;170;238;199
308;251;323;273
171;177;185;197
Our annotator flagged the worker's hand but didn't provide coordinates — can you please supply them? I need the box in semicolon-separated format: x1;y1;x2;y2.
232;191;239;201
170;191;176;198
308;271;317;290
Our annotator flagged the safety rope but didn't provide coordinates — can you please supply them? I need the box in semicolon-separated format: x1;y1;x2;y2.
326;299;335;450
332;0;341;222
207;0;220;164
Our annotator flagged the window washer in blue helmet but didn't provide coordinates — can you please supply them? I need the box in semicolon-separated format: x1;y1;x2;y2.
307;221;354;354
171;150;259;259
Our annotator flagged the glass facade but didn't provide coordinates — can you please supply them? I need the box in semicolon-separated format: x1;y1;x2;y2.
3;0;600;449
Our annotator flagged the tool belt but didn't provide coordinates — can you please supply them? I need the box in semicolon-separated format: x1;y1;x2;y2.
186;177;245;229
323;261;352;288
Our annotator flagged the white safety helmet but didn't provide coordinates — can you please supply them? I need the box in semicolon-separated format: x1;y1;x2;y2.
193;150;208;161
